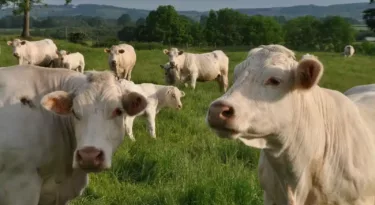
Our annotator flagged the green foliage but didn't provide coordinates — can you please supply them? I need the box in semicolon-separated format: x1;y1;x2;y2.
284;16;322;50
117;13;132;27
92;37;120;48
68;32;87;44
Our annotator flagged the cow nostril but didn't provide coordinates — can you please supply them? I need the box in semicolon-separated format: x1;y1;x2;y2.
221;106;234;119
96;150;104;161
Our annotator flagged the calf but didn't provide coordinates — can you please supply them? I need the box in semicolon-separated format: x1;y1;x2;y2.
119;79;185;141
56;50;85;73
344;45;355;57
104;43;136;80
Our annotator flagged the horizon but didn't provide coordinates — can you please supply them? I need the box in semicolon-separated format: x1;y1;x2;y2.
38;0;369;12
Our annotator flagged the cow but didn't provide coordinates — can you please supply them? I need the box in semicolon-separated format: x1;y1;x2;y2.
344;45;355;57
0;65;148;205
104;44;136;80
162;48;229;92
7;38;59;67
119;79;185;141
56;50;85;73
206;44;375;205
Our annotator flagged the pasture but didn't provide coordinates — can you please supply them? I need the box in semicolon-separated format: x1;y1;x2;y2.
1;36;375;205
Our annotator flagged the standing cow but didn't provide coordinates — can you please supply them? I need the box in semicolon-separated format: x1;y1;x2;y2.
0;65;148;205
7;38;59;67
206;44;375;205
104;43;136;80
56;50;85;73
162;48;229;92
344;45;355;57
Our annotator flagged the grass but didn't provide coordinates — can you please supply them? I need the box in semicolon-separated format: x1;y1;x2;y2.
1;36;375;205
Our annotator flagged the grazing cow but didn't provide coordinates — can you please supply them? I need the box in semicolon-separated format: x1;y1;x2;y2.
344;45;355;57
162;48;229;92
206;44;375;205
56;50;85;73
104;44;136;80
0;65;148;205
7;38;59;67
119;79;185;141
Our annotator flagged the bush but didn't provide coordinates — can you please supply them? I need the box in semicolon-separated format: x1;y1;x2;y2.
355;41;375;55
92;37;120;48
68;32;87;44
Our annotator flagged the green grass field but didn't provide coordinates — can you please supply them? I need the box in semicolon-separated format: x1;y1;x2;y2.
1;36;375;205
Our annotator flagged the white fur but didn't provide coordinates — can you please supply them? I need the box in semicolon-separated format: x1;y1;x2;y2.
57;50;85;73
105;44;136;80
344;45;355;57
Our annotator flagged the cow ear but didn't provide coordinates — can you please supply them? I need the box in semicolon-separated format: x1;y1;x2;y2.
104;48;110;53
41;91;74;116
122;92;148;116
119;49;125;54
295;55;323;90
180;91;185;97
178;50;184;55
20;41;26;45
163;49;169;55
7;41;12;46
66;51;70;55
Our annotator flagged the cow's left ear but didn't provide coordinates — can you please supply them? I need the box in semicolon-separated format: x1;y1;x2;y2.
295;54;323;90
178;50;184;55
20;41;26;45
180;91;185;97
122;92;148;116
7;41;12;46
41;91;74;116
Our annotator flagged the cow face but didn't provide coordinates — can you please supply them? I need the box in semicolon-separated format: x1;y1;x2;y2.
160;62;179;85
104;46;125;69
7;39;27;60
41;71;148;172
206;45;323;149
56;50;70;62
164;86;185;110
163;48;184;68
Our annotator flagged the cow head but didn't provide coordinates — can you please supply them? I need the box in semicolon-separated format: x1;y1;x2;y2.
164;86;185;110
104;45;125;69
41;71;148;172
163;48;184;68
160;62;179;85
7;39;27;59
206;45;323;149
56;50;70;62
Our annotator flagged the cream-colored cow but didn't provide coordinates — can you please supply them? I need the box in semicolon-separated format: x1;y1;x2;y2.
207;44;375;205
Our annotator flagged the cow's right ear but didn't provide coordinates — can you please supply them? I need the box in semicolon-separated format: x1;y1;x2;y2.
104;48;110;53
41;91;74;116
7;41;12;46
163;49;169;55
294;54;324;90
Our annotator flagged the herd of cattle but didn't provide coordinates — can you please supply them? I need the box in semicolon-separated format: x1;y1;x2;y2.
0;38;372;205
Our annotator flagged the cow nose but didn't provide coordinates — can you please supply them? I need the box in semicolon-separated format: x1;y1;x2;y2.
111;60;116;65
170;61;175;66
76;146;104;169
207;101;235;127
177;104;182;109
13;53;19;57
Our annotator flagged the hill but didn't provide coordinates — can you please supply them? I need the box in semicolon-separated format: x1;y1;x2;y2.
0;3;374;22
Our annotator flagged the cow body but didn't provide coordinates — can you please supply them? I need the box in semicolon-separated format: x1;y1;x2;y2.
162;48;229;92
104;44;136;80
206;44;375;205
119;80;185;141
7;38;59;67
57;50;85;73
344;45;355;57
0;65;147;205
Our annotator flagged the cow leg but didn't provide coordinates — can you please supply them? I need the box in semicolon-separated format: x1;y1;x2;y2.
0;170;42;205
80;63;85;73
126;70;132;81
56;169;88;205
124;116;136;141
221;74;228;92
146;111;156;138
190;73;198;90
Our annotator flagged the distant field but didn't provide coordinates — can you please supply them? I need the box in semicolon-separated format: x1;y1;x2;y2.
1;37;375;205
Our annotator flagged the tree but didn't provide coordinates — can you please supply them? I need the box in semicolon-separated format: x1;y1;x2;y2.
117;13;132;27
0;0;72;38
284;16;322;50
319;16;356;51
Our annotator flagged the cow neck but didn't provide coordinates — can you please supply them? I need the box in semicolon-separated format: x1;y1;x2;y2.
264;86;375;203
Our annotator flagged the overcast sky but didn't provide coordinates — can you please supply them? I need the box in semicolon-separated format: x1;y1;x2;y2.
43;0;368;11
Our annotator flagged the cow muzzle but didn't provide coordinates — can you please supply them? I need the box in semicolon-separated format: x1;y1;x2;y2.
206;101;239;136
13;53;19;58
76;146;105;172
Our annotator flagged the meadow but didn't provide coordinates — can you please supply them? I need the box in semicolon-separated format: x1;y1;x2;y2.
1;36;375;205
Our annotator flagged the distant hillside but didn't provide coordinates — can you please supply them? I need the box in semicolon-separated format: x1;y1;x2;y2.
0;3;374;22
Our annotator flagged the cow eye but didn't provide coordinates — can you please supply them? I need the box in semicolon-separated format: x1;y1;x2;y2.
265;77;281;86
172;94;176;98
112;107;123;117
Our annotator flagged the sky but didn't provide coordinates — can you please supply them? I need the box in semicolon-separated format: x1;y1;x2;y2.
43;0;368;11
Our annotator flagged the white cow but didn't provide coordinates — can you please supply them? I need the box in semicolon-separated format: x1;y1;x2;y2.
119;79;185;141
162;48;229;92
206;44;375;205
0;65;148;205
104;44;136;80
344;45;355;57
56;50;85;73
7;38;59;67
